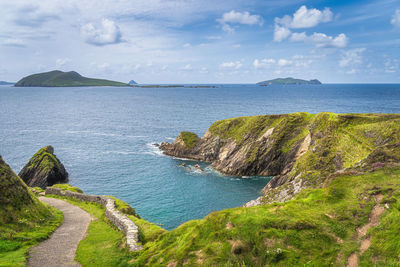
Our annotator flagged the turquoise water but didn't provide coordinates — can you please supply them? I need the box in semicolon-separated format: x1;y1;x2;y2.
1;84;400;229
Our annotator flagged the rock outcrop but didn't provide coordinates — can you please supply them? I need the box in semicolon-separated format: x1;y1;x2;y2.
19;146;68;189
160;112;400;204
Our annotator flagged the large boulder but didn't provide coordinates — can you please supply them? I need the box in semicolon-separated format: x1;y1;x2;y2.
19;146;68;189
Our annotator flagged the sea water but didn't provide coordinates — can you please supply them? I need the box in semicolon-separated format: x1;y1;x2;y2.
1;83;399;229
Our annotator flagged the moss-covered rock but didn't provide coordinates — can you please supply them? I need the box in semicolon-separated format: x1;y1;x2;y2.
19;146;68;189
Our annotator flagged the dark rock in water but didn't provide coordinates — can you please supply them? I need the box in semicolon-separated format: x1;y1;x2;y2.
193;164;203;172
19;146;68;189
180;163;186;167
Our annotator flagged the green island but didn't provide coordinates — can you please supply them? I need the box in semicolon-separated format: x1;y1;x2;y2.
14;70;128;87
1;112;400;266
257;77;322;85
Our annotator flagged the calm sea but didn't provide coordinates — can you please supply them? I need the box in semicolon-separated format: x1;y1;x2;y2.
1;84;400;229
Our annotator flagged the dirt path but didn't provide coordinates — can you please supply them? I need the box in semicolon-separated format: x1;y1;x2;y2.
28;197;92;267
346;194;385;267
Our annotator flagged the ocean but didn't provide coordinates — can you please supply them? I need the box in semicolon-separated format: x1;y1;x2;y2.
1;83;399;229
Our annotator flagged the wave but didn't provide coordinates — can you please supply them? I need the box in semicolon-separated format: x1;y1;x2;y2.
145;142;164;156
65;130;147;139
102;151;137;155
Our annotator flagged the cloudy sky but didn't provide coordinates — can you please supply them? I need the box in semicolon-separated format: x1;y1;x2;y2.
0;0;399;83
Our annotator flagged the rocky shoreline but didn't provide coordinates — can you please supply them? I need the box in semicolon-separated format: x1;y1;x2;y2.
159;112;400;204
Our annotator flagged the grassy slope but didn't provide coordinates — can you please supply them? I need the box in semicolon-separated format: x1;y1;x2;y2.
15;70;127;87
0;157;62;266
133;167;400;266
46;187;165;266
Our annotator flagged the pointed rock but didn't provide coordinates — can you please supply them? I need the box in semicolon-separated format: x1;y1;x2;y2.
19;146;68;189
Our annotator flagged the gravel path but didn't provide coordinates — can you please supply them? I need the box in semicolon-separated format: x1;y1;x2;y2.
28;197;92;267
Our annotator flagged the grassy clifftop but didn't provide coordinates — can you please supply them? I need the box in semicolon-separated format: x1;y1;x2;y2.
15;70;128;87
132;167;400;266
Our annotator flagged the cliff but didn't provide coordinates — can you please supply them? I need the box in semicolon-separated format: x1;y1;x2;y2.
19;146;68;189
160;112;400;203
257;77;321;85
15;70;128;87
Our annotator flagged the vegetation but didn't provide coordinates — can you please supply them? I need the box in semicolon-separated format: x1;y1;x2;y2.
0;156;63;266
179;132;200;149
132;167;400;266
52;184;83;193
257;77;321;85
15;70;128;87
19;145;68;189
46;188;165;265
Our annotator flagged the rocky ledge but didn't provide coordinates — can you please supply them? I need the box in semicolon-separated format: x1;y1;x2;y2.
160;113;400;204
19;146;68;189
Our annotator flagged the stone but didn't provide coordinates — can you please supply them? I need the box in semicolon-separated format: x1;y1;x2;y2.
19;146;68;189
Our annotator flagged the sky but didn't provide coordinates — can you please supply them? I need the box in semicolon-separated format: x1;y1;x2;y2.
0;0;399;84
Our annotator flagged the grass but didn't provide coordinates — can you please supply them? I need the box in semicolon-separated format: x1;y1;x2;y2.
0;156;63;266
52;184;83;193
45;195;133;266
15;70;128;87
45;191;166;266
179;132;199;149
131;167;400;266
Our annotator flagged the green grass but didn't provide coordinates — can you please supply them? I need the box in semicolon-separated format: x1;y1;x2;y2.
179;132;199;149
15;70;128;87
45;195;133;266
45;192;166;266
51;184;83;193
0;156;63;266
131;167;400;266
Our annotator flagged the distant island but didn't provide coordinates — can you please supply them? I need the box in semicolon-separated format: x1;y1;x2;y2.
257;77;321;86
0;81;14;85
15;70;128;87
128;80;138;85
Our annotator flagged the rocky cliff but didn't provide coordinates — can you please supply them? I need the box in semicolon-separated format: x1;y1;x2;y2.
19;146;68;189
160;112;400;204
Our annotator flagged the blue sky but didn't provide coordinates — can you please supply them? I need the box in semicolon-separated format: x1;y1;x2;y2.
0;0;399;83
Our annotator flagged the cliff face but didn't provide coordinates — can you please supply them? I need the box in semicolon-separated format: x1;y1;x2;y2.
19;146;68;189
160;113;400;203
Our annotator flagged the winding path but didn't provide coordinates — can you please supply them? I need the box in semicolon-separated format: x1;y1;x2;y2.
28;197;92;267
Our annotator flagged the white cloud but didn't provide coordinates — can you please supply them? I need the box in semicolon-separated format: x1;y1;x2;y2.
274;25;291;42
291;32;348;48
200;67;208;74
253;58;275;69
218;10;263;32
181;64;193;71
56;58;71;68
290;5;333;28
81;19;122;46
273;5;344;47
219;61;242;69
339;48;366;68
391;10;400;28
183;43;191;48
278;59;292;67
2;38;26;47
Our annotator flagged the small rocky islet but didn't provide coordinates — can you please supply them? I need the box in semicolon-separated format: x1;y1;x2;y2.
1;111;400;266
